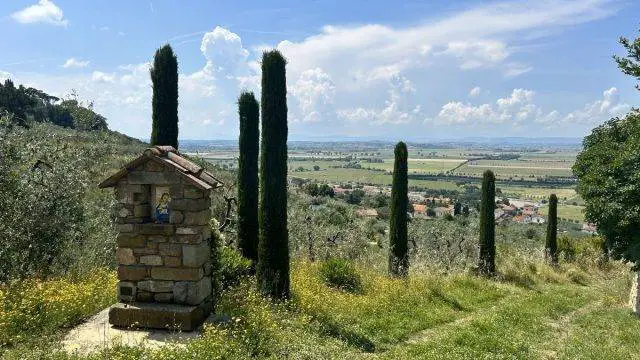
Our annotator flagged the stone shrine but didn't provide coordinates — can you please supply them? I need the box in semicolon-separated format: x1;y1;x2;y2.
99;145;222;331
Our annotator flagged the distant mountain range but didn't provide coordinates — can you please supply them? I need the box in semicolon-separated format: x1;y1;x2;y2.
174;137;582;151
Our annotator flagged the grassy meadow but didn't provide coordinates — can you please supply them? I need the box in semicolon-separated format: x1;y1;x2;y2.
2;256;638;359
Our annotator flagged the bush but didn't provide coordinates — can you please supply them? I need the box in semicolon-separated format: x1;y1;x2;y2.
220;246;253;289
525;227;538;240
318;258;363;293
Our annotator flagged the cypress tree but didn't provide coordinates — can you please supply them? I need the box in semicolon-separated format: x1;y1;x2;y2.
257;50;290;299
478;170;496;275
237;91;260;265
454;202;462;216
150;44;179;148
545;194;558;265
389;141;409;277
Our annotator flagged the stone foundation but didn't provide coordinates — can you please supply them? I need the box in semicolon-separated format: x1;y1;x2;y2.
109;300;212;331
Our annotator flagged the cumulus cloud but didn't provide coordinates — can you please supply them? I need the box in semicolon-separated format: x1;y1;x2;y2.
436;89;540;125
200;26;250;76
91;71;115;83
433;86;630;132
337;74;421;125
290;68;336;122
11;0;68;27
469;86;481;97
62;58;89;68
562;87;630;124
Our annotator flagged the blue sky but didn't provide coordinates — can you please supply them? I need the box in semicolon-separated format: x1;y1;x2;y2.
1;0;639;141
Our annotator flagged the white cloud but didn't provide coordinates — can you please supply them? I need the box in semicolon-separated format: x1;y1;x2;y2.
0;71;13;82
439;40;509;70
562;87;630;124
504;63;533;77
200;26;250;76
436;88;539;125
91;71;115;83
11;0;68;27
62;58;89;69
434;86;630;131
276;0;613;86
337;74;422;125
2;1;624;140
290;68;335;122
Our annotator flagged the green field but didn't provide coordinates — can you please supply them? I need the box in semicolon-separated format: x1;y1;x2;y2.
291;167;460;190
500;186;577;200
454;160;574;178
201;147;580;194
539;204;586;222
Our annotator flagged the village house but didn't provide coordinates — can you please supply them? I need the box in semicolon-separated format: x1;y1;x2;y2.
434;206;454;217
356;208;378;218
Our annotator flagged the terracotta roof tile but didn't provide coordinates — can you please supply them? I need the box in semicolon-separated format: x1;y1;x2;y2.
99;146;223;190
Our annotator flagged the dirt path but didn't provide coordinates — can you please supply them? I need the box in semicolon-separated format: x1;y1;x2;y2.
404;290;518;344
534;299;603;359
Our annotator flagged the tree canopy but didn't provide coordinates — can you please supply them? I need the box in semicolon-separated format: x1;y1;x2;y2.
0;80;107;130
574;27;640;269
573;110;640;268
613;29;640;91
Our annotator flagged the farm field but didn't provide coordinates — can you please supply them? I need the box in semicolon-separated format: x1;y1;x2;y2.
499;186;577;200
291;167;461;190
539;204;586;223
199;144;581;197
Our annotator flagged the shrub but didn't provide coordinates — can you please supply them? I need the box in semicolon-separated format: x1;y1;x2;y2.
525;227;538;240
318;258;363;293
220;246;253;289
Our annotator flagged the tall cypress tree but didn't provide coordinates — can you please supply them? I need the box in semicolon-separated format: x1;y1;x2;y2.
150;44;179;148
545;194;558;265
478;170;496;275
237;91;260;264
389;141;409;277
257;50;290;299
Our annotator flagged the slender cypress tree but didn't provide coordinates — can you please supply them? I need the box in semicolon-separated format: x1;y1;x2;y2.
257;50;290;299
545;194;558;265
454;202;462;216
237;91;260;265
150;44;179;148
478;170;496;275
389;141;409;277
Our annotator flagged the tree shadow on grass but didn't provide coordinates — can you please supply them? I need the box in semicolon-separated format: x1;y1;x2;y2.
312;313;376;353
429;288;467;312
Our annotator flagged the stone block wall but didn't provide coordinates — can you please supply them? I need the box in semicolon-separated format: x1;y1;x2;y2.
113;160;213;307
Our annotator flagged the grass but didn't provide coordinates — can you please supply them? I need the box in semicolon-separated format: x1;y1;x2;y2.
3;255;638;359
0;269;116;349
289;167;460;190
501;186;577;200
539;204;585;222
